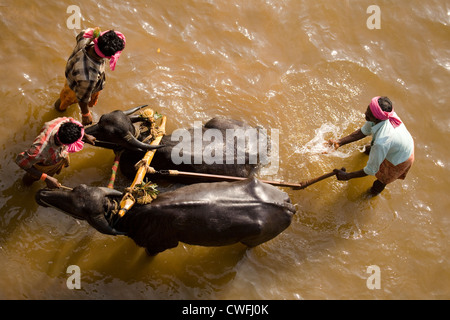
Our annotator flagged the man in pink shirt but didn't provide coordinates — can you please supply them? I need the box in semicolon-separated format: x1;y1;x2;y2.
15;117;96;188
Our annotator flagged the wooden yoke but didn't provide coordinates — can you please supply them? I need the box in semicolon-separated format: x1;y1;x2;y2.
117;115;167;217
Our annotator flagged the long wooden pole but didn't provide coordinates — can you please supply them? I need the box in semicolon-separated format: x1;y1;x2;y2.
293;168;345;189
154;167;345;190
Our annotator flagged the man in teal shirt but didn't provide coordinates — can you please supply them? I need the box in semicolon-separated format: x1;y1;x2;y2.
327;96;415;195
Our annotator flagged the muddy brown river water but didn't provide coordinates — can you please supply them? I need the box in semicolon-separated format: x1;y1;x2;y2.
0;0;449;299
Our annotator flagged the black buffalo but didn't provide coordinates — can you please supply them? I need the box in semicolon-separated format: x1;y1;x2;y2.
85;106;268;180
36;178;295;255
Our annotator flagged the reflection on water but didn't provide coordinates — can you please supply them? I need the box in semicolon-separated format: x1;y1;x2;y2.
0;0;449;299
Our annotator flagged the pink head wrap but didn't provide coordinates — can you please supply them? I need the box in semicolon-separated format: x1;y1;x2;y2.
56;119;85;153
83;29;126;71
369;96;402;128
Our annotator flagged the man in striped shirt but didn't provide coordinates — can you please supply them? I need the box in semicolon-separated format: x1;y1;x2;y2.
54;28;125;125
15;117;96;188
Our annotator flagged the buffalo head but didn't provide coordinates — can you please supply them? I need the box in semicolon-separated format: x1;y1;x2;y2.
85;105;164;152
35;185;125;236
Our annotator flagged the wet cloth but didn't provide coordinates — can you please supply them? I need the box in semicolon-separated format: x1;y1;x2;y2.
22;158;70;184
15;117;73;171
63;30;106;106
370;96;402;128
58;80;100;111
361;119;414;183
375;151;414;184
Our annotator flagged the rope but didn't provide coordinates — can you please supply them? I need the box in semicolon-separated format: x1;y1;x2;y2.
124;180;159;205
138;108;164;143
134;159;156;174
106;199;119;225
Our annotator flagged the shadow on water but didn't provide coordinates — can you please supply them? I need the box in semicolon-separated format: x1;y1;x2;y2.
291;151;395;242
2;185;249;299
28;229;249;299
0;97;80;236
0;178;42;240
1;177;250;299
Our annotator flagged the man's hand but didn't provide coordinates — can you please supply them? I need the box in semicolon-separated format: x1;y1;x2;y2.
334;168;350;181
323;128;367;154
83;133;96;145
323;139;340;154
333;168;367;181
45;176;62;189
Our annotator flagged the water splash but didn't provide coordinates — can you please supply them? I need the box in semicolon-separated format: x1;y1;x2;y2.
295;123;352;158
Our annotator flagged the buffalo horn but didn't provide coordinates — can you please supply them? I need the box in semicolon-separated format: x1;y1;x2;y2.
124;132;164;151
123;105;148;116
99;187;123;197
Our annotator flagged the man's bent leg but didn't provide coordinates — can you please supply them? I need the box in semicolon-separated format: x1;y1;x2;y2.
88;91;100;108
370;179;386;195
56;82;78;111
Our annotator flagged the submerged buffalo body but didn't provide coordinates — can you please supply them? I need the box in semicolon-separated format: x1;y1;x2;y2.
85;106;267;179
36;178;295;255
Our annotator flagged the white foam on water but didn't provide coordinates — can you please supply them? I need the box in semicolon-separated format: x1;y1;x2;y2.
295;123;352;159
